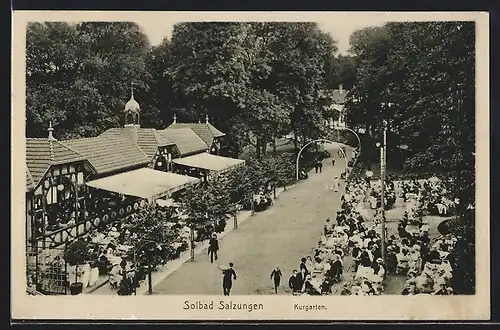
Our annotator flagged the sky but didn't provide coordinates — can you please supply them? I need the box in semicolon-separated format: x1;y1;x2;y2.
133;13;389;55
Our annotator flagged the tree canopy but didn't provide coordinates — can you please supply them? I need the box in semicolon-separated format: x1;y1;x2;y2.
345;21;475;293
27;22;152;139
26;21;344;158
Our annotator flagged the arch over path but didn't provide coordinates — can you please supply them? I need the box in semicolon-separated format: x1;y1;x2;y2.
295;138;349;181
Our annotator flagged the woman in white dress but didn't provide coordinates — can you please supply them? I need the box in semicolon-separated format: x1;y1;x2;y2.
79;263;91;288
356;249;374;279
88;262;100;287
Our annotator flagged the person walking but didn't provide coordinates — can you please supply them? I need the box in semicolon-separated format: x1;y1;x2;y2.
270;266;283;294
208;233;219;263
331;158;336;167
219;262;237;296
318;159;323;173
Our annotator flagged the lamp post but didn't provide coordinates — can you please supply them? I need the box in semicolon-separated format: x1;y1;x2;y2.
377;119;388;264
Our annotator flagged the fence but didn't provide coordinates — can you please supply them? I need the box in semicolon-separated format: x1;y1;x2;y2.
27;245;68;295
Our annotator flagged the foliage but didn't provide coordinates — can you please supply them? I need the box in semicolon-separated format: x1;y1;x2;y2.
26;22;152;138
177;176;235;233
122;203;182;270
64;239;92;266
26;21;346;162
346;21;475;293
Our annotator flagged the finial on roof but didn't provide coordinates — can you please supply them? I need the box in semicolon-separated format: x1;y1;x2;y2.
339;84;343;92
205;114;209;124
48;121;56;161
173;114;177;124
48;121;56;141
125;81;140;112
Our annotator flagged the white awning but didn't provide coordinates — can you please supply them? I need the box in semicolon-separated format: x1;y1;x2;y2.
86;168;199;200
172;153;245;173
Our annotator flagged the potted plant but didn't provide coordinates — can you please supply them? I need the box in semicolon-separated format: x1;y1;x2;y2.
64;239;91;295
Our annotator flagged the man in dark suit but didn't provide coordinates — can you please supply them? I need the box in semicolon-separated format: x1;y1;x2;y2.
221;262;237;296
208;233;219;263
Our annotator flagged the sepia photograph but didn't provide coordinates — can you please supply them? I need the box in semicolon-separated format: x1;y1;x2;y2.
12;11;489;320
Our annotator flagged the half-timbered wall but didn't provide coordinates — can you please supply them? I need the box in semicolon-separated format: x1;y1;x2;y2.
26;161;91;250
151;146;174;172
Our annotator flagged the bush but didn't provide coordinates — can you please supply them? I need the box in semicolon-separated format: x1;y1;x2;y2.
64;239;92;266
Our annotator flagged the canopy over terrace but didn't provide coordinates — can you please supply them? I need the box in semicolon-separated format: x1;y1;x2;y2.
85;168;199;201
172;153;245;174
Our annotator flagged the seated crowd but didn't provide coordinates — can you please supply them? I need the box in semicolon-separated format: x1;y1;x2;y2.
290;174;458;296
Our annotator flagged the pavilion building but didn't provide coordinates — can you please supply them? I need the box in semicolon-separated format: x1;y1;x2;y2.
25;88;244;254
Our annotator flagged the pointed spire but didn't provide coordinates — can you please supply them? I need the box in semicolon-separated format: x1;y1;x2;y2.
205;114;209;124
48;121;56;162
48;121;56;141
131;81;134;99
173;114;177;124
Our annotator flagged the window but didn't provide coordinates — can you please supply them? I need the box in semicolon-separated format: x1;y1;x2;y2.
77;172;84;185
46;186;58;205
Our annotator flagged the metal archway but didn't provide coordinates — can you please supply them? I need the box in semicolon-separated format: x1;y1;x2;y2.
334;126;362;168
295;139;349;181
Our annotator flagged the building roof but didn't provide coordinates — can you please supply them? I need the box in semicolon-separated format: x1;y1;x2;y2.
167;123;225;146
99;127;175;159
86;168;199;200
62;135;149;175
172;153;245;173
332;88;348;105
160;127;208;156
26;138;88;191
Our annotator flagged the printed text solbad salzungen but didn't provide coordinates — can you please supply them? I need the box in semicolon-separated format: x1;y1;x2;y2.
183;301;327;312
184;300;264;312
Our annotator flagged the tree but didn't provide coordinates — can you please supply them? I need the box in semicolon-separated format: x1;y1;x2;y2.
177;176;236;260
142;37;175;128
26;22;152;139
122;203;182;295
345;21;475;293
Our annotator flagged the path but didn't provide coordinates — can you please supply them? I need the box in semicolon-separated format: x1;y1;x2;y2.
154;145;353;295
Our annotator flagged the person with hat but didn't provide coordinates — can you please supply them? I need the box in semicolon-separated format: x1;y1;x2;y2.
300;257;310;277
270;266;283;294
219;262;237;296
386;246;398;275
288;270;303;295
371;258;385;284
208;233;219;263
108;259;122;289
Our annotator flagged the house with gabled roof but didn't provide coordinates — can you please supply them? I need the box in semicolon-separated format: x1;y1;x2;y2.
325;84;349;129
166;114;226;155
25;87;244;259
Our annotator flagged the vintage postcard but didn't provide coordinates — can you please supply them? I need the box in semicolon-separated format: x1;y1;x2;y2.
12;11;490;321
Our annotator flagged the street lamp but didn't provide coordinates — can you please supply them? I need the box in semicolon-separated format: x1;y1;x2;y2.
377;120;388;265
